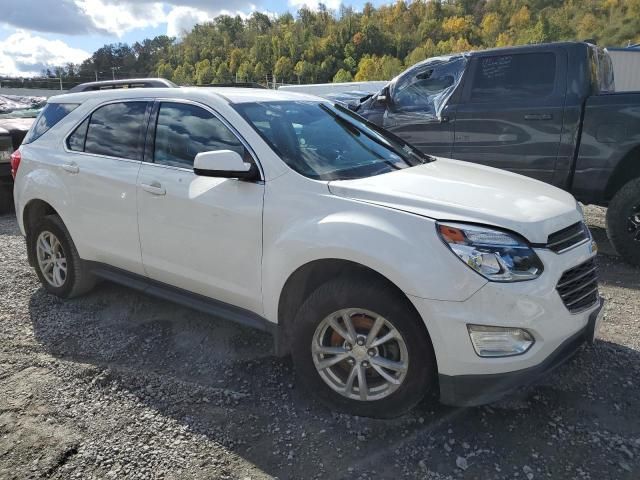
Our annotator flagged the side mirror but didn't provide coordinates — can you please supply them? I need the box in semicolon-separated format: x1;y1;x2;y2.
376;86;390;105
193;150;258;181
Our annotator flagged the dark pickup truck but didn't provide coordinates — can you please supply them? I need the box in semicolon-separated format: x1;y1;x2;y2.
356;41;640;266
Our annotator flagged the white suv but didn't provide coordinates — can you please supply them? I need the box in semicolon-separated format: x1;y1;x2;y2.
12;87;604;418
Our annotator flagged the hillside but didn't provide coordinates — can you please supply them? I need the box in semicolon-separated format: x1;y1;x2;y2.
17;0;640;87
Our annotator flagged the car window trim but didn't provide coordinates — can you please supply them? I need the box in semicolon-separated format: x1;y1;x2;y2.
143;98;264;182
63;98;154;164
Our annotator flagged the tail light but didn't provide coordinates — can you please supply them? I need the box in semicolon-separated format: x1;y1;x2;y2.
10;150;21;179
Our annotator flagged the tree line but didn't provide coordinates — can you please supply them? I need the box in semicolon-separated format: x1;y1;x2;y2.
4;0;640;89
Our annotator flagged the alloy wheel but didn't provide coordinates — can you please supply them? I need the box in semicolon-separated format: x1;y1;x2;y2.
312;308;409;401
628;203;640;242
36;230;67;288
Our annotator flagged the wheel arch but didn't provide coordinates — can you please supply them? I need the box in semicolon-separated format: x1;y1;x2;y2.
605;145;640;201
275;258;432;357
22;199;60;267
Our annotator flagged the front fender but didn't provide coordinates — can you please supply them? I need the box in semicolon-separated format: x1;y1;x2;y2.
261;184;486;324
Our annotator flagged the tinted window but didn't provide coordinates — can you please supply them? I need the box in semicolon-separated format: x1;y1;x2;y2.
153;103;244;168
24;103;78;144
84;102;148;160
234;101;428;180
470;53;556;101
67;117;89;152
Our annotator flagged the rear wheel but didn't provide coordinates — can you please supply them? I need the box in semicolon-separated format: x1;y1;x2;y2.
291;276;436;418
606;178;640;267
29;215;96;298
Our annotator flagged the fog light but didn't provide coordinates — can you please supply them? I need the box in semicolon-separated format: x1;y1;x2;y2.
467;325;534;357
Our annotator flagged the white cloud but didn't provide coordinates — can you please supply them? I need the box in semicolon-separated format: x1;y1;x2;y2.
165;4;256;38
166;6;210;38
76;0;166;37
0;31;90;76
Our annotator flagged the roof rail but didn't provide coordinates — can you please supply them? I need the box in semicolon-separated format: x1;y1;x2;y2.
195;82;267;89
68;78;178;93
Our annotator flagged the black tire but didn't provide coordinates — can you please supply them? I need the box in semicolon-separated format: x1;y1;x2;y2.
29;214;96;298
0;184;13;215
291;275;437;418
606;177;640;267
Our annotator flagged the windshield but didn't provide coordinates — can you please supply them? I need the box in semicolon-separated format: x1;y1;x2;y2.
233;101;431;181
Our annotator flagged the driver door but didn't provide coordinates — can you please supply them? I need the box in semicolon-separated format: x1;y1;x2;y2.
136;100;264;314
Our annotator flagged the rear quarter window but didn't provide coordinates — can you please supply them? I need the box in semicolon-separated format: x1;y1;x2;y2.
469;52;556;102
23;103;78;144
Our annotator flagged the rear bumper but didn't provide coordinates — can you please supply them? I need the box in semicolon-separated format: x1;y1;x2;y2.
439;300;603;407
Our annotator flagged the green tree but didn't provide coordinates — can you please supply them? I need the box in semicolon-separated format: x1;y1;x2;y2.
333;68;353;83
274;56;294;83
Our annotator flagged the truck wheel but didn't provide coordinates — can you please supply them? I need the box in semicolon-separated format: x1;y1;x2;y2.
29;214;96;298
0;185;12;214
291;275;436;418
606;177;640;267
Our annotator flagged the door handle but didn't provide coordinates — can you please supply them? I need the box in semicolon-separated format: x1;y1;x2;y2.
141;181;166;196
524;113;552;121
61;162;79;174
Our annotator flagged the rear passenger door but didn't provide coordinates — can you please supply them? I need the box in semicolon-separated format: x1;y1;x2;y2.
64;100;151;275
451;50;567;184
136;101;264;314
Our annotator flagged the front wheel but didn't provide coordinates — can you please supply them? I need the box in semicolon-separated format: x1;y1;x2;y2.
606;178;640;267
291;276;436;418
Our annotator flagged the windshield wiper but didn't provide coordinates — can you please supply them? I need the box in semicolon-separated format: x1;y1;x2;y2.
330;103;435;164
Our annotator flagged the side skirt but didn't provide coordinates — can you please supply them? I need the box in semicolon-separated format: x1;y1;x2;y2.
86;262;281;351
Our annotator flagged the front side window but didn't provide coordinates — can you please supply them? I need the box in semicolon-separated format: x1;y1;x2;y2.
234;101;429;181
24;103;79;144
153;102;244;168
83;102;149;160
470;52;556;102
391;56;466;115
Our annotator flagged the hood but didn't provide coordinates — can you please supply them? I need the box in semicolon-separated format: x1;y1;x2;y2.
328;158;582;244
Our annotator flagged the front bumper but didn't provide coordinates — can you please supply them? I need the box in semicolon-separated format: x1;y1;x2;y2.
439;300;603;406
408;238;602;406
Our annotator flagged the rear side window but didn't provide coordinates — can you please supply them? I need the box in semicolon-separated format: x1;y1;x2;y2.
470;53;556;102
83;102;149;160
153;102;244;168
23;103;78;144
67;117;89;152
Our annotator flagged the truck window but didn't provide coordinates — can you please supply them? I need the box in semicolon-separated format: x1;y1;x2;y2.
390;56;466;117
470;53;556;102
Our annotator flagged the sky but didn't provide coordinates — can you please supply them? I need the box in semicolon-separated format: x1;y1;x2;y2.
0;0;384;77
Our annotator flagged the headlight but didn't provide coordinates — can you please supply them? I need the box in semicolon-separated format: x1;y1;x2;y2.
437;222;543;282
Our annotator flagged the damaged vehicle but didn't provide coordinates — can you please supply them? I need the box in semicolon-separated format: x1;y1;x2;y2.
356;42;640;267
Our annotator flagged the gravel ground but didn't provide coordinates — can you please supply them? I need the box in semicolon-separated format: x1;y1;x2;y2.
1;206;639;480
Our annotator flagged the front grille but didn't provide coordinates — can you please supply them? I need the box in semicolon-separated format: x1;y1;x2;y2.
546;222;590;253
556;258;599;313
